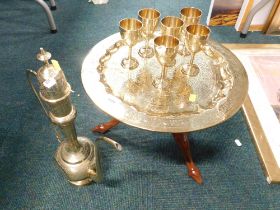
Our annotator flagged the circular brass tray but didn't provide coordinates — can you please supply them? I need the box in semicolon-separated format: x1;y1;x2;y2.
81;33;248;133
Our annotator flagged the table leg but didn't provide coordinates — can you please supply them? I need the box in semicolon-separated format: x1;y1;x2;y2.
172;133;203;184
92;118;120;133
35;0;57;33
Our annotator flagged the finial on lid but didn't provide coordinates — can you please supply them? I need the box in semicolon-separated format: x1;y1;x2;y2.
37;48;51;64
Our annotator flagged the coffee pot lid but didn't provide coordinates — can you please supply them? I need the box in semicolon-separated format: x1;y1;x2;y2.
36;48;60;82
37;48;51;63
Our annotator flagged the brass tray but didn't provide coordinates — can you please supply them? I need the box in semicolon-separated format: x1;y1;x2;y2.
81;33;248;133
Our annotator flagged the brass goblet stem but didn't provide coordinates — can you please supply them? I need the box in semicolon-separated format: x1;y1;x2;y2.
162;66;167;80
179;31;189;56
140;37;150;59
189;52;195;67
144;38;149;51
160;66;167;88
128;46;132;65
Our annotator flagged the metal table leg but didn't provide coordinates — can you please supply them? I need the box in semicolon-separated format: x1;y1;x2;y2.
49;0;56;10
240;0;273;38
35;0;57;33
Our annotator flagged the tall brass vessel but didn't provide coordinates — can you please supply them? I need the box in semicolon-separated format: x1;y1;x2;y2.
27;48;122;186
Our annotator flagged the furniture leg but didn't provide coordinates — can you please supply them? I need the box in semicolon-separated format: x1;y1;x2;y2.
172;133;203;184
240;0;272;38
92;118;120;133
35;0;57;33
49;0;56;10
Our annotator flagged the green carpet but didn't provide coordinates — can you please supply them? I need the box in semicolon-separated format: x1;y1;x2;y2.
1;0;280;209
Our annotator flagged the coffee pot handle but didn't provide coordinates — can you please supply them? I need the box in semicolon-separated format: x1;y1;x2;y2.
26;70;50;118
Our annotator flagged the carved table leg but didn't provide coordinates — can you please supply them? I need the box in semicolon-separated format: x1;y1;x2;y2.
92;118;120;133
172;133;203;184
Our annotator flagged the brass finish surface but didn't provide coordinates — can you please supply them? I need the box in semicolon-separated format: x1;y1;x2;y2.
160;16;184;39
81;33;248;133
153;35;179;89
180;7;202;27
179;7;202;56
28;48;122;186
119;18;143;70
182;24;211;76
138;8;160;58
154;35;179;66
119;18;142;45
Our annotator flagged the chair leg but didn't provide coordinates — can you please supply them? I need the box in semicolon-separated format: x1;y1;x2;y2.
240;0;272;38
35;0;57;33
49;0;56;10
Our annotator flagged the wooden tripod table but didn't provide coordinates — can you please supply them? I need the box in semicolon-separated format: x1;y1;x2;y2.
81;33;248;184
93;119;203;183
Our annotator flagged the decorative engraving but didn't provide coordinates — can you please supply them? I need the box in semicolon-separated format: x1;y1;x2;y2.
96;39;234;117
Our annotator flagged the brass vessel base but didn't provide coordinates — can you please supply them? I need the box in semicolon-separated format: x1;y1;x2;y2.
55;136;98;186
69;177;94;186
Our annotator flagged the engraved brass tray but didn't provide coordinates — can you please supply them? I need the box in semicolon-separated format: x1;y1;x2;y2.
81;33;248;133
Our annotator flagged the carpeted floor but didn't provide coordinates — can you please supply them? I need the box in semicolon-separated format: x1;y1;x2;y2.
1;0;280;209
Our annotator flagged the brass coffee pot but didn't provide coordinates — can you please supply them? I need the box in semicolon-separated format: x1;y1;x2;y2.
26;48;122;186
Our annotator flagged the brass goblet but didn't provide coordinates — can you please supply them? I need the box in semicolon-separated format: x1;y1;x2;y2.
179;7;202;56
182;24;211;76
160;16;183;67
119;18;143;70
152;35;179;89
161;16;184;39
138;8;160;58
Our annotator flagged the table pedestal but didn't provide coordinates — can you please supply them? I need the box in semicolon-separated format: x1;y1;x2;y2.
92;119;203;184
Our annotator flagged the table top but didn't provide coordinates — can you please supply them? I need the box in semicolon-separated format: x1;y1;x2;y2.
81;33;248;133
